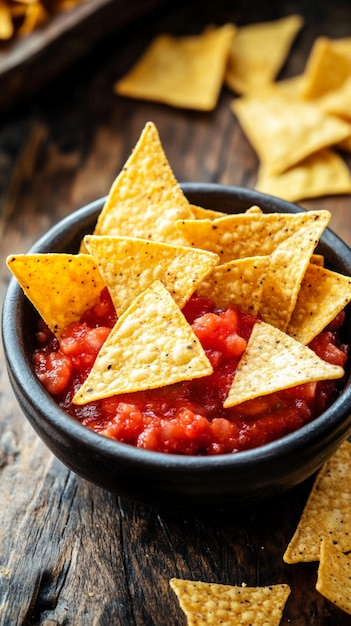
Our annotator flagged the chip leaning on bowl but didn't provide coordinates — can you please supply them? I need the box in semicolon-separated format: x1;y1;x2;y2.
6;121;351;457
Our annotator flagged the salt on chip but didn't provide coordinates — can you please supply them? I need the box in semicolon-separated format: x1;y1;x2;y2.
283;440;351;563
287;263;351;344
6;253;105;339
115;24;236;111
258;210;331;331
255;149;351;202
169;578;291;626
225;14;303;95
92;121;194;246
316;539;351;615
223;320;344;409
73;280;213;405
231;92;351;175
176;210;329;265
84;234;219;316
196;256;269;315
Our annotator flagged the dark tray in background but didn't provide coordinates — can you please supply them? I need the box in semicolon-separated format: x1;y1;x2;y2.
0;0;165;112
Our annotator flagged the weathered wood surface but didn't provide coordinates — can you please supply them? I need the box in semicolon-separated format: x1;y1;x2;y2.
1;0;351;624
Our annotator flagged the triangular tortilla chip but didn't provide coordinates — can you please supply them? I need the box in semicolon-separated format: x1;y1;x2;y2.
258;210;331;330
225;14;303;94
255;148;351;202
223;320;344;408
316;539;351;615
287;263;351;344
84;235;219;316
92;122;194;245
231;92;351;175
6;253;105;338
196;256;270;314
170;578;291;626
73;280;213;405
283;440;351;563
176;209;330;264
300;36;351;100
115;24;236;110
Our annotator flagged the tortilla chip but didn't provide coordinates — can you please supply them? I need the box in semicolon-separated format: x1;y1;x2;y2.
6;253;105;338
190;204;227;220
196;256;269;314
170;578;291;626
287;263;351;344
300;36;351;100
223;320;344;408
115;24;236;111
255;149;351;202
231;92;351;175
258;210;331;330
91;122;194;246
0;0;13;39
176;210;330;265
319;76;351;122
84;235;219;316
316;539;351;615
283;440;351;563
225;14;303;95
73;280;213;405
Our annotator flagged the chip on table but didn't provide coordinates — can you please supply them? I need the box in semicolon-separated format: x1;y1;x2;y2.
170;578;291;626
115;24;236;111
283;440;351;563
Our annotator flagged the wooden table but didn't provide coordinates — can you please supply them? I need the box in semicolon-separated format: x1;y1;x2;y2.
1;0;351;624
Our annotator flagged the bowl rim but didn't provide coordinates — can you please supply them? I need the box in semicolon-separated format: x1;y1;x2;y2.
3;182;351;473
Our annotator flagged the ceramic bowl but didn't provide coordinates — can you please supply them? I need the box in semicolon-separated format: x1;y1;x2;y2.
3;183;351;509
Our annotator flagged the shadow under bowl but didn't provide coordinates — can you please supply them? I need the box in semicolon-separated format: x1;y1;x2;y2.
3;183;351;509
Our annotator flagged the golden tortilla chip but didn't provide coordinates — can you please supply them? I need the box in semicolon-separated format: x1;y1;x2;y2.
73;280;213;405
190;204;227;220
225;14;303;95
169;578;291;626
6;253;105;338
223;320;344;408
316;539;351;616
255;148;351;202
319;76;351;122
300;36;351;100
258;210;331;330
231;92;351;175
196;256;269;314
17;1;47;36
115;24;236;111
287;263;351;344
176;210;329;265
0;0;13;39
84;235;219;316
283;440;351;563
91;121;194;246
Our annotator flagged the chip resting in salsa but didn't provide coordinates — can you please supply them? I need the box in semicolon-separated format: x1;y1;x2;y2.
6;121;351;456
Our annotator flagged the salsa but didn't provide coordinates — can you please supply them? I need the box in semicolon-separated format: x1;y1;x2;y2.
33;287;348;456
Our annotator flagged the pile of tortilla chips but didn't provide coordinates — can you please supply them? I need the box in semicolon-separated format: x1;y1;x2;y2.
115;15;351;202
6;120;351;411
0;0;84;41
170;441;351;624
284;439;351;616
115;15;303;111
233;36;351;202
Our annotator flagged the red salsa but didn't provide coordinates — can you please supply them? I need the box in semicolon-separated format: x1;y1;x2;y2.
33;287;348;456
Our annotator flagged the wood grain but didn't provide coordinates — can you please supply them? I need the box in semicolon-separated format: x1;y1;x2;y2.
1;0;351;624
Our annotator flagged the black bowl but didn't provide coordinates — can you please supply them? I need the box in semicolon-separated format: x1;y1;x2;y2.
3;183;351;509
